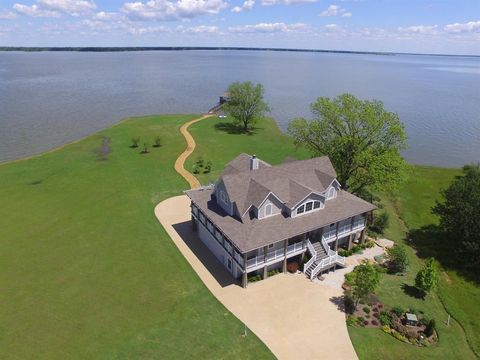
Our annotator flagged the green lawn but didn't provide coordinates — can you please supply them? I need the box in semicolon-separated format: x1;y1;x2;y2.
349;166;479;359
186;116;310;185
0;114;274;359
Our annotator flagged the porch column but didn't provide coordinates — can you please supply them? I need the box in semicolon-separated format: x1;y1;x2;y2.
242;254;248;288
335;222;340;243
360;229;366;244
347;234;353;251
191;215;197;232
302;233;306;250
334;238;338;251
283;239;287;273
263;246;268;279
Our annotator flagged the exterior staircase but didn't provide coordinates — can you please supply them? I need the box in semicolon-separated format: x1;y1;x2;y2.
303;239;346;280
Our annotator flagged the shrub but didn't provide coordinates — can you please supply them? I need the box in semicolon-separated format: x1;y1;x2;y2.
415;258;439;295
372;307;379;313
131;137;140;148
141;142;149;154
357;316;364;323
339;249;353;257
153;136;161;147
418;316;430;326
363;306;371;314
248;274;262;282
393;331;407;342
365;240;375;248
378;303;384;309
392;306;404;316
344;271;356;286
382;325;391;334
352;246;363;254
425;319;436;337
346;315;359;327
193;165;200;174
363;320;369;326
287;261;299;273
371;319;379;326
379;311;392;326
267;269;280;277
359;299;366;305
344;295;355;315
386;244;409;274
204;160;212;174
195;156;204;167
373;312;379;319
370;212;389;235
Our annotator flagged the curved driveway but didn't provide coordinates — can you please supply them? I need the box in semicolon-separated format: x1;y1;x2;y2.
155;195;358;360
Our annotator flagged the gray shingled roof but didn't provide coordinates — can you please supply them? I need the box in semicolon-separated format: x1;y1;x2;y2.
220;154;338;215
187;187;376;253
185;154;376;253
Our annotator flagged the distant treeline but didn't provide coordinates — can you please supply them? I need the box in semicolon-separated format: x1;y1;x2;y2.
0;47;477;57
0;46;392;55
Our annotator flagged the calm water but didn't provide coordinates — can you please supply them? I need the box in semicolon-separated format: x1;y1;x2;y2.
0;50;479;166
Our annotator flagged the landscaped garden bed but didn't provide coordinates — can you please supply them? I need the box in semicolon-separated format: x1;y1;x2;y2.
338;240;375;257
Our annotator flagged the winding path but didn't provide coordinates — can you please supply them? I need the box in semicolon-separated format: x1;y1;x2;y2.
174;114;213;189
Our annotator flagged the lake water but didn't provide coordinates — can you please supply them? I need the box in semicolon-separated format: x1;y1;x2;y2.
0;50;479;166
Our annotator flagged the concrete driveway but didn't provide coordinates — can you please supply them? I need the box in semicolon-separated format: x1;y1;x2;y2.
155;195;358;360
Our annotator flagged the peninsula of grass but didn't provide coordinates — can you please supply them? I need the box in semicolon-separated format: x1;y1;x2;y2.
1;114;478;359
0;114;276;359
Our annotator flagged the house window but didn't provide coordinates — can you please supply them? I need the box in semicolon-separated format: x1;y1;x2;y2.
305;202;313;212
297;205;305;214
265;203;273;217
313;201;321;209
328;187;336;199
220;191;228;204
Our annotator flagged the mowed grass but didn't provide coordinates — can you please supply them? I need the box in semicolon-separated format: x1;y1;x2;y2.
186;116;311;185
0;114;274;359
349;166;478;359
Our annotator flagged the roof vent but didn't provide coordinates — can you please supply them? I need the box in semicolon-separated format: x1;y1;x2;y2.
250;154;259;170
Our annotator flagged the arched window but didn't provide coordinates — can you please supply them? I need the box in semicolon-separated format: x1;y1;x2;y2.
328;187;336;199
220;191;228;204
265;203;273;217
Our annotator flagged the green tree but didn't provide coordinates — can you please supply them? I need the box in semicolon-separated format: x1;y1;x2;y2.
351;261;380;308
288;93;408;196
415;258;439;295
432;164;480;273
386;244;409;274
223;81;270;132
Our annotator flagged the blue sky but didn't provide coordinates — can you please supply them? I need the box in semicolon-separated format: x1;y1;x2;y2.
0;0;479;54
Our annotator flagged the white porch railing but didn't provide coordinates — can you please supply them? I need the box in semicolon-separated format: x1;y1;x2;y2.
322;229;336;242
246;241;306;271
303;239;316;273
308;239;346;280
246;254;264;269
287;242;304;255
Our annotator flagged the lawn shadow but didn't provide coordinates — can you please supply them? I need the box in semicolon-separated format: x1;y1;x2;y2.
172;220;238;288
214;122;262;136
409;224;480;284
401;283;424;300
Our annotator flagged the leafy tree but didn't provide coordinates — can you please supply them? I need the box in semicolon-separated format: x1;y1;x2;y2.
288;93;408;196
415;258;439;295
131;137;140;148
386;244;409;274
204;160;212;174
223;81;270;132
369;212;389;236
432;164;480;273
351;261;380;308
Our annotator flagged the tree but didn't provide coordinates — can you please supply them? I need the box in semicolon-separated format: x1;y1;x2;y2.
386;244;409;274
351;261;380;308
223;81;270;132
432;164;480;273
288;93;408;196
415;258;439;295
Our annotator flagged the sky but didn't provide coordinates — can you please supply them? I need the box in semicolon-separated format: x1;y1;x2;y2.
0;0;479;54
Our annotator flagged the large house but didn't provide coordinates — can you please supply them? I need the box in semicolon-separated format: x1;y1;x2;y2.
186;154;376;287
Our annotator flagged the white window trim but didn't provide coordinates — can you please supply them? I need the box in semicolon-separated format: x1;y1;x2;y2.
265;203;273;217
295;200;324;216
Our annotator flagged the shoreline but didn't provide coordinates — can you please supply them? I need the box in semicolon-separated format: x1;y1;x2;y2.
0;113;461;170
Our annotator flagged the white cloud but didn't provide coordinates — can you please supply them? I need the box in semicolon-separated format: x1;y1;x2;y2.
37;0;96;14
0;11;17;19
323;23;345;33
122;0;228;21
13;4;60;17
228;22;307;33
13;0;95;17
320;4;350;17
398;25;438;35
92;11;122;21
177;24;218;32
261;0;316;6
231;0;254;13
444;20;480;33
126;24;171;34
